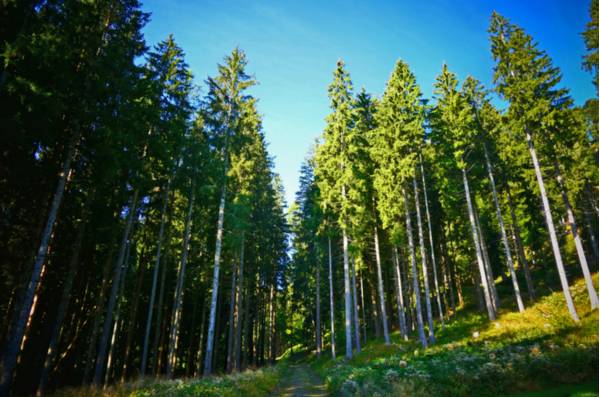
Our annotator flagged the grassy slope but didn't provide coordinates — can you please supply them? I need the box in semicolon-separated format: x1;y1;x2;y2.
51;275;598;396
309;275;599;397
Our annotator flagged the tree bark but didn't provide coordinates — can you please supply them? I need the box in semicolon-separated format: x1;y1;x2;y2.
37;193;91;396
483;144;525;312
315;244;322;357
340;182;353;359
0;136;77;394
233;236;245;372
393;247;408;340
351;257;361;352
327;237;336;359
553;160;598;309
413;175;436;344
402;187;427;348
93;189;139;386
359;270;367;346
204;179;227;375
462;167;496;320
373;225;390;345
141;180;171;377
226;262;238;373
475;207;500;312
506;186;536;300
166;185;195;377
525;131;578;321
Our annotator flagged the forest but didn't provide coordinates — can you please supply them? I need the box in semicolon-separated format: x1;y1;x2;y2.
0;1;598;397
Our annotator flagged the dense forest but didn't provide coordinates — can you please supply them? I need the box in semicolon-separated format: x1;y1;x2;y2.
0;1;598;397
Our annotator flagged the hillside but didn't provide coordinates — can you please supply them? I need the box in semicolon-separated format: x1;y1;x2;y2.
51;275;598;397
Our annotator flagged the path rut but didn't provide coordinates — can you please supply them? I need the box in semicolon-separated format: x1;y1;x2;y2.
270;363;329;397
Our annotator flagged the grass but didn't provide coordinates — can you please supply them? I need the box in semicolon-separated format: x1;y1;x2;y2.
51;365;285;397
51;275;598;396
310;274;599;397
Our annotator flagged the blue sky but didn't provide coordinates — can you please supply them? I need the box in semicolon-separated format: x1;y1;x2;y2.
141;0;596;205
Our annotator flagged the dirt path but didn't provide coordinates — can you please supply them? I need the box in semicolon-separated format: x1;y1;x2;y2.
270;363;329;397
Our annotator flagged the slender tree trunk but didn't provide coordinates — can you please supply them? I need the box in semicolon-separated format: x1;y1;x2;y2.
327;237;336;359
506;186;536;300
121;239;148;381
104;238;133;385
402;187;427;348
166;185;195;377
93;189;139;386
342;222;353;358
0;137;77;394
351;257;361;352
83;242;115;384
525;131;578;321
369;277;382;338
419;157;445;327
413;175;435;344
483;144;525;312
315;245;322;357
268;283;276;363
226;262;238;373
234;236;245;372
204;179;227;375
359;270;367;345
152;249;169;375
462;168;496;320
141;180;171;377
37;194;90;396
194;296;207;377
393;247;408;341
475;207;500;312
553;160;598;309
373;225;390;345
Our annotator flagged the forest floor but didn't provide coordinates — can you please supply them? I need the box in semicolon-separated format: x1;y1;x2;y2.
52;275;598;397
269;363;328;397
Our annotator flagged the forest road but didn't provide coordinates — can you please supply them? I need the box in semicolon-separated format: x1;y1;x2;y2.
270;363;329;397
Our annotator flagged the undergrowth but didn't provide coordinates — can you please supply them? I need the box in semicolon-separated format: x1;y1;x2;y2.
311;275;599;397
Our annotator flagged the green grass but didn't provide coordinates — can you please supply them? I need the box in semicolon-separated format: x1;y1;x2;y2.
51;275;598;396
52;365;285;397
311;275;599;397
506;381;598;397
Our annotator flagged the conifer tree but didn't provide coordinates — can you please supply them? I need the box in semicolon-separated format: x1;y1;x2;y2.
490;12;580;321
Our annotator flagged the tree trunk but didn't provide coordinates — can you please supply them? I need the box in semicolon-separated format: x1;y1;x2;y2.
351;257;361;352
204;179;227;375
525;131;578;321
402;187;427;348
194;295;207;377
419;156;445;327
166;185;195;377
93;189;139;386
104;238;133;385
413;175;436;344
226;262;238;373
373;225;390;345
342;228;352;358
37;194;90;396
475;207;500;312
0;136;76;394
315;244;322;357
234;236;245;372
152;248;169;375
359;270;367;345
506;186;536;300
327;237;336;359
141;180;171;377
393;247;408;341
553;160;598;309
483;144;525;312
462;168;496;320
121;238;148;381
